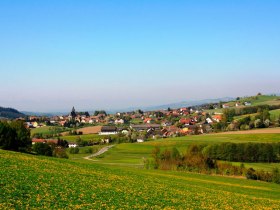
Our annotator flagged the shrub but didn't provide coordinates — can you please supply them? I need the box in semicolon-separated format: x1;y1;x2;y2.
246;168;257;180
84;147;93;154
272;168;280;184
33;143;52;156
69;147;79;154
53;148;68;159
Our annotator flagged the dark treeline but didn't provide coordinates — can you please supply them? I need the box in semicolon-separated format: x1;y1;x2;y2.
0;120;31;151
0;106;26;119
235;104;280;116
204;142;280;163
0;120;69;158
146;144;280;184
33;141;69;159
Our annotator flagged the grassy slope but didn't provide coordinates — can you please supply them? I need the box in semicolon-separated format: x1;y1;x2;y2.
30;126;54;135
1;149;280;209
206;95;280;115
270;109;280;121
234;108;280;121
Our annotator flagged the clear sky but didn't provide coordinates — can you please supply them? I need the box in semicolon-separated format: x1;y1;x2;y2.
0;0;280;112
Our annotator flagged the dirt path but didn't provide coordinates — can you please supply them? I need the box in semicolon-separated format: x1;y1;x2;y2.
84;145;115;160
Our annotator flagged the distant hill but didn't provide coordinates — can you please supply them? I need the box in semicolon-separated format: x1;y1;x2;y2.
142;97;235;111
21;111;68;117
108;97;235;113
0;107;26;119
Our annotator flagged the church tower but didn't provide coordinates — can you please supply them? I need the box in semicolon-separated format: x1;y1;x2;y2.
70;106;77;119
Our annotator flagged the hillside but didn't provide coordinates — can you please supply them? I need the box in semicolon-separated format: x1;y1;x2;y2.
1;149;280;209
0;107;26;119
228;95;280;107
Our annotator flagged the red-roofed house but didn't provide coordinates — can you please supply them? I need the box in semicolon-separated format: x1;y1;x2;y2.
32;138;46;145
144;118;154;124
179;118;192;125
222;104;230;108
212;115;223;122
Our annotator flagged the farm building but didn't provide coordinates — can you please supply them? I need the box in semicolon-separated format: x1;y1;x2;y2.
99;126;118;135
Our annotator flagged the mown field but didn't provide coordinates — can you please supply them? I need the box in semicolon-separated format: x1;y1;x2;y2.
1;149;280;209
92;133;280;167
31;126;70;136
61;134;103;143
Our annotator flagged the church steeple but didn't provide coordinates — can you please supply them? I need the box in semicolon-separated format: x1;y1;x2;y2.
71;106;76;118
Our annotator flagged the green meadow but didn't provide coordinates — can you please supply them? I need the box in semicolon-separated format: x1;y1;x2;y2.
1;149;280;209
31;126;70;136
270;109;280;121
2;132;280;209
61;134;103;142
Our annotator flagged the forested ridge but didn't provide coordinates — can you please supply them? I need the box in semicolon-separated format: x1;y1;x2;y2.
0;106;25;119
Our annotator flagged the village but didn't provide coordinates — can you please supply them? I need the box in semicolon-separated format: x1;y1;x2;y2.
25;99;257;147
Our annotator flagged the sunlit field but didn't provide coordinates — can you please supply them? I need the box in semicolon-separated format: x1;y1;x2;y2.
1;149;280;209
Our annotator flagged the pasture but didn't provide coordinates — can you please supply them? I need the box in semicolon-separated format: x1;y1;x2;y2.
1;149;280;209
61;134;103;143
91;133;280;167
30;126;70;136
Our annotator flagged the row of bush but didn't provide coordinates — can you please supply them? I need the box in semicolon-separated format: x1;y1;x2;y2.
204;142;280;162
32;141;69;158
69;147;94;154
235;104;280;116
146;144;280;184
246;167;280;184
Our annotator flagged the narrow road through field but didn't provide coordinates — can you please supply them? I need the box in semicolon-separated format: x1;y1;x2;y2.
84;145;114;160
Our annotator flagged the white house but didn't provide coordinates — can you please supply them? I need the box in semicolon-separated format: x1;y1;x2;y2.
101;139;110;144
244;102;252;106
206;118;213;124
115;119;124;124
68;142;78;148
121;129;129;134
235;103;241;107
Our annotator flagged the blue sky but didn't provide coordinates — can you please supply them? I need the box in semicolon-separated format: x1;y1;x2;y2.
0;0;280;112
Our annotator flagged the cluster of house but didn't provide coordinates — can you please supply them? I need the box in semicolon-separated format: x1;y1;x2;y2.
29;103;251;145
27;105;228;135
53;114;107;126
30;104;235;147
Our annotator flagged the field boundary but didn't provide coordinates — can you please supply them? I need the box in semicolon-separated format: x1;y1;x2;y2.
212;127;280;135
